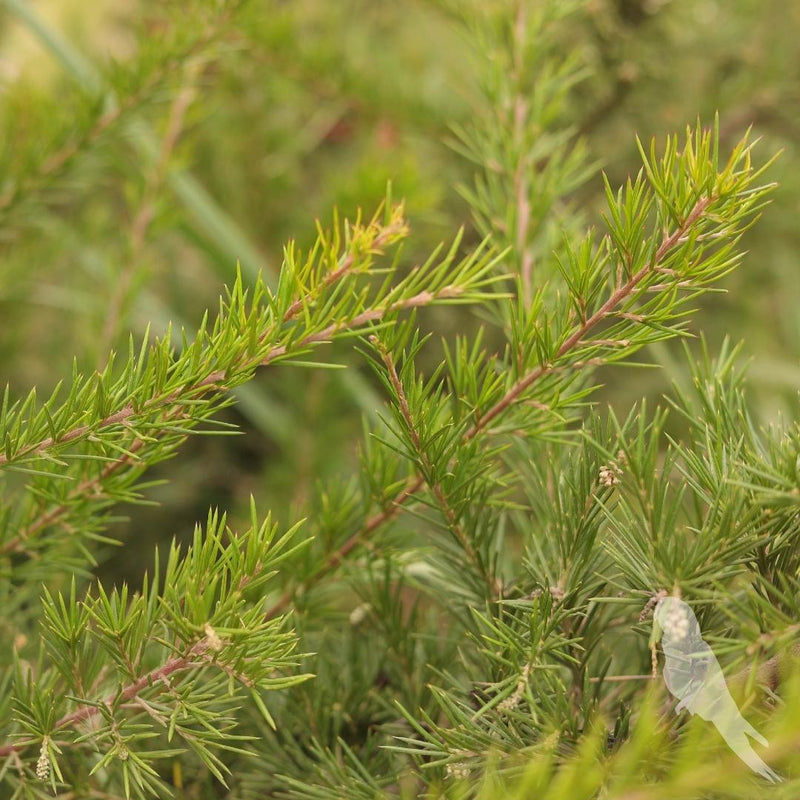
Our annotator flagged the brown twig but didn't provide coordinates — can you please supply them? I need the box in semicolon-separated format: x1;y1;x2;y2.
464;195;711;440
0;219;429;560
1;580;272;759
728;634;800;692
0;438;146;557
263;476;425;620
2;403;196;557
281;215;407;321
0;81;148;216
588;674;656;684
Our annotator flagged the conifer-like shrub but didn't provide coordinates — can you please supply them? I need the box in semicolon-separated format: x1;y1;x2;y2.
1;1;798;797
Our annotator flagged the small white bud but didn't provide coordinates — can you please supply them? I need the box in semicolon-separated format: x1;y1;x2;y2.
445;761;470;780
35;737;50;782
349;603;371;626
599;462;622;487
204;622;223;652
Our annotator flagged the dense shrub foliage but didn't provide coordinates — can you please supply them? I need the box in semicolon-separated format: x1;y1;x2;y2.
0;1;798;797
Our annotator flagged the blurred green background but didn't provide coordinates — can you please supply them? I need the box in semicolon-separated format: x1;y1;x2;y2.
0;0;798;584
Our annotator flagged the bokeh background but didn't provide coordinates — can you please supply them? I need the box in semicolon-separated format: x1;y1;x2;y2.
0;0;798;585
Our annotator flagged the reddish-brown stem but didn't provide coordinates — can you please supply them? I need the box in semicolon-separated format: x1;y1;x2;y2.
1;196;719;762
0;583;286;757
512;5;533;303
0;642;207;758
0;439;145;557
0;224;423;563
0;7;238;217
263;476;424;620
0;243;438;470
373;339;483;571
281;217;407;322
464;196;711;440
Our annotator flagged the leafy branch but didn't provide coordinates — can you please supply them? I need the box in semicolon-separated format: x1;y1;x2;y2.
265;122;775;618
448;0;595;300
2;503;310;793
0;201;504;584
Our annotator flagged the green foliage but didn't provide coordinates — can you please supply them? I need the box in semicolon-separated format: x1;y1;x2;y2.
1;0;799;798
8;505;310;795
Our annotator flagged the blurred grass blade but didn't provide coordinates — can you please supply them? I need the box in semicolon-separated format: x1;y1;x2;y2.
3;0;273;284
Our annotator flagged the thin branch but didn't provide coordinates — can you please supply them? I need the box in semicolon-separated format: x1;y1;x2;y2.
0;437;145;557
728;634;800;691
512;4;533;303
0;218;414;469
0;6;237;220
371;336;484;572
0;597;280;757
1;220;443;557
588;674;656;684
0;81;147;216
464;195;711;440
0;642;202;758
263;475;425;620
